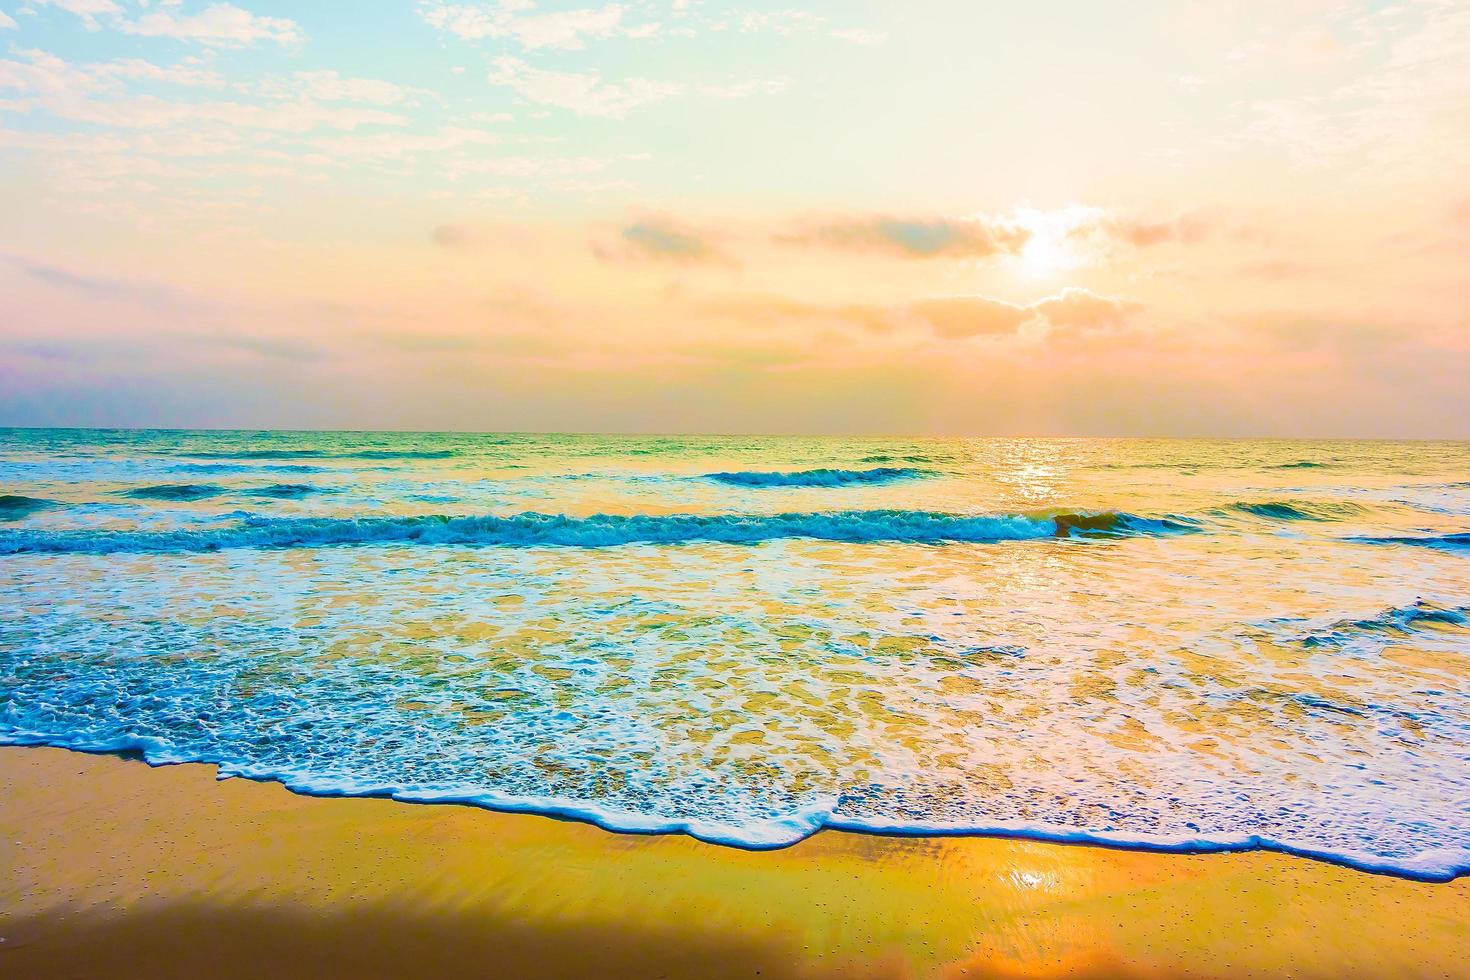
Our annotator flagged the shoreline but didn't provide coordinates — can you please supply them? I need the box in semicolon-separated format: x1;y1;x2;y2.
4;745;1469;978
5;737;1464;884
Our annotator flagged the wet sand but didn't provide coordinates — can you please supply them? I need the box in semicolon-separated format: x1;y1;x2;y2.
2;746;1467;979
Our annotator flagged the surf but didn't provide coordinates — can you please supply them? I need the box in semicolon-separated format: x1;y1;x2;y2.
0;508;1185;554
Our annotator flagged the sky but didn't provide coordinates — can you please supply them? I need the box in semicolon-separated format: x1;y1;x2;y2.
0;0;1467;436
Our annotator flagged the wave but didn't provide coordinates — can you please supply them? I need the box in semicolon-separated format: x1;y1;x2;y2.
0;494;58;520
0;732;1461;881
1289;600;1470;649
0;508;1187;555
1219;500;1365;522
1353;532;1470;551
172;463;329;475
180;449;457;461
119;482;327;502
705;467;927;488
240;483;327;500
118;483;227;501
1268;461;1332;470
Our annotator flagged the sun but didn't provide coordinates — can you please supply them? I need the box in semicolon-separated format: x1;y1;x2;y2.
1008;205;1100;279
1019;232;1073;278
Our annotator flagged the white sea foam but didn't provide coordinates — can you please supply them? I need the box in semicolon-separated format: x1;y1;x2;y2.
1;431;1468;879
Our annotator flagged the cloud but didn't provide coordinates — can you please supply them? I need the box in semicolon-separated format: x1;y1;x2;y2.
696;78;789;99
487;56;783;118
418;1;654;50
0;49;98;96
721;10;825;35
705;287;1142;341
829;28;887;45
119;3;304;47
0;53;396;140
253;71;421;106
0;50;233;105
1075;213;1210;248
0;11;17;30
701;293;896;335
29;0;122;30
781;215;1029;259
439;152;638;181
41;94;406;132
431;224;484;249
906;296;1030;338
429;224;540;251
93;58;227;88
1227;2;1470;176
23;1;302;47
2;252;189;306
906;288;1138;339
488;56;679;118
593;215;725;263
313;126;503;162
1027;287;1140;331
622;218;712;260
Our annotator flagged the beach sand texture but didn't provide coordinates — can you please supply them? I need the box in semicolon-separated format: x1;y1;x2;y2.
3;747;1467;979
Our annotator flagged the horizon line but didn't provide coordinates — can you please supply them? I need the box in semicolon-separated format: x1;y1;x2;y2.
0;424;1465;444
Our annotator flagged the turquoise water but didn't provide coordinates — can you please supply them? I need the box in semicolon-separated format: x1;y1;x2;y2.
1;429;1468;879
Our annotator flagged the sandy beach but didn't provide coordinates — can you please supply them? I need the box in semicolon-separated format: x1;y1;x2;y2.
1;746;1465;979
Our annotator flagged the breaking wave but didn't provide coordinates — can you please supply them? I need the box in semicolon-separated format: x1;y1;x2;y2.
0;508;1186;555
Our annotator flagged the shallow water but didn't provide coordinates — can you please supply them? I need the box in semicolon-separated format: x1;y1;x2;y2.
1;430;1467;879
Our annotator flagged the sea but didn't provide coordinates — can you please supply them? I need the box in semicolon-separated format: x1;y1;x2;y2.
1;429;1467;880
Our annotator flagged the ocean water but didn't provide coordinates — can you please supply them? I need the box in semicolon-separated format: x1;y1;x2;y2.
1;429;1468;880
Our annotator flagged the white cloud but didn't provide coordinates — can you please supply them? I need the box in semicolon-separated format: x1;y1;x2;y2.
254;71;421;106
0;49;228;97
95;58;227;88
119;3;304;47
439;152;636;180
0;11;17;30
312;126;505;161
418;1;653;50
487;56;786;118
724;10;824;35
488;56;679;118
829;28;886;46
697;78;788;99
0;49;100;96
29;0;122;30
42;94;405;132
1230;2;1470;176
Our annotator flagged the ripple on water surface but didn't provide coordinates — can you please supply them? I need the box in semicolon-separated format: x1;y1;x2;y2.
1;432;1468;879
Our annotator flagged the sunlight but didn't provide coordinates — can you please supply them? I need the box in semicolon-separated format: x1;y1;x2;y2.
1010;205;1100;279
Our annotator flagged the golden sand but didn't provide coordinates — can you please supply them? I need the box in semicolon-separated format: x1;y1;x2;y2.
1;746;1466;979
